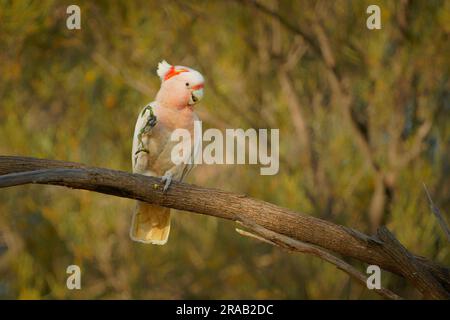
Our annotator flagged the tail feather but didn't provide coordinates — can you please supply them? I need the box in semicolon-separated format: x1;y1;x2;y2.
130;201;171;245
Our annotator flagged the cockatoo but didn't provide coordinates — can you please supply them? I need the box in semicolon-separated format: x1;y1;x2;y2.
130;60;204;245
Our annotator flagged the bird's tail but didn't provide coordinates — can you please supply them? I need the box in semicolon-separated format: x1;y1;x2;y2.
130;201;171;245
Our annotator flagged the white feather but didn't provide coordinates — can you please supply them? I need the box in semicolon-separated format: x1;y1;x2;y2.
156;60;172;80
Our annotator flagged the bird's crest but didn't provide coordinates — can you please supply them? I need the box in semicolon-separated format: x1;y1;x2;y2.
157;60;189;81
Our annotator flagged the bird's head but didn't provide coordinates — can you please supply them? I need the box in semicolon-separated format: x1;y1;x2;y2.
155;60;204;109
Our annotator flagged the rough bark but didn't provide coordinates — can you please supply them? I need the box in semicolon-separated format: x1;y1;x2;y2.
0;156;448;299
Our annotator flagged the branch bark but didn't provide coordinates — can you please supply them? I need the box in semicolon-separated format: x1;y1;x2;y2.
236;220;402;300
0;156;449;299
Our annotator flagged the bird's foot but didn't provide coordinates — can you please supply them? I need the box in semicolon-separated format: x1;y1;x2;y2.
134;148;149;156
161;172;173;193
141;105;157;133
133;148;149;166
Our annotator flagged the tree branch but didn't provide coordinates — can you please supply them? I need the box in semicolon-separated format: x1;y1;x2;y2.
375;227;449;299
236;220;403;300
242;0;320;55
0;156;448;299
423;183;450;242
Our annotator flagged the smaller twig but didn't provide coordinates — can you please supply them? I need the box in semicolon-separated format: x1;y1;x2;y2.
236;220;403;300
91;52;153;97
423;183;450;242
235;228;274;246
241;0;320;55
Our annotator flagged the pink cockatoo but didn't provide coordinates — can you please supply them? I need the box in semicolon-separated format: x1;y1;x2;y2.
130;60;204;245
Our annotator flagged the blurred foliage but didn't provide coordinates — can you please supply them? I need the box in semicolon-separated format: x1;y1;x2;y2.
0;0;449;299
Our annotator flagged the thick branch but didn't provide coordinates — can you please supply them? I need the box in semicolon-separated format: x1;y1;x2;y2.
0;156;449;298
375;227;449;299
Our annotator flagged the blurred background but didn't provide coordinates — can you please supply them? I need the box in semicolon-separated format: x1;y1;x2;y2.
0;0;449;299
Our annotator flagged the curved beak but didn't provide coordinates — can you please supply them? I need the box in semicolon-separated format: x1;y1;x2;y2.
189;88;204;105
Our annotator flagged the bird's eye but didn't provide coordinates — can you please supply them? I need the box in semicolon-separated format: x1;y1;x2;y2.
185;82;189;87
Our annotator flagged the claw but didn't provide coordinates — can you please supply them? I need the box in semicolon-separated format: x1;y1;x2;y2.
161;173;172;192
133;148;149;166
137;105;157;147
141;105;157;132
134;148;149;156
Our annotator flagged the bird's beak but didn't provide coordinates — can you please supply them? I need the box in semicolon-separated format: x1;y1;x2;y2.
189;88;204;105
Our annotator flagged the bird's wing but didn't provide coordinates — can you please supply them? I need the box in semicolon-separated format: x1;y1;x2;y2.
132;102;159;176
132;103;200;183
